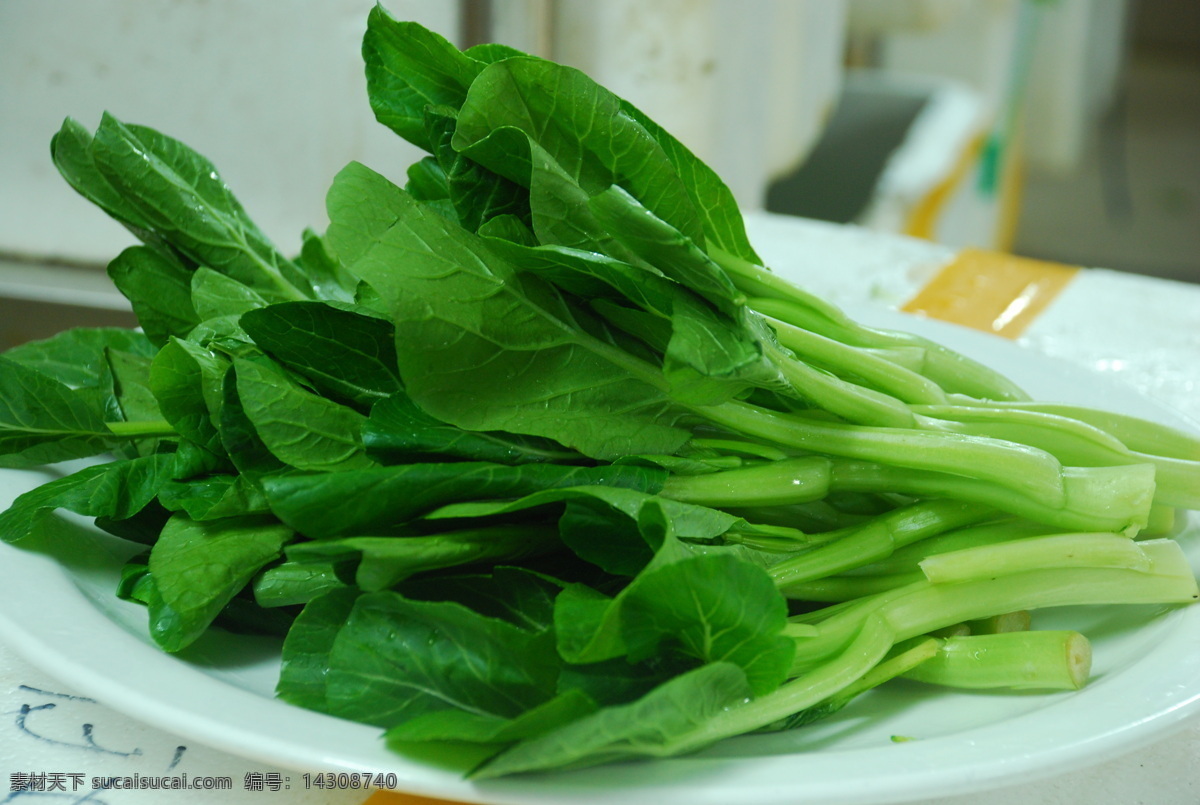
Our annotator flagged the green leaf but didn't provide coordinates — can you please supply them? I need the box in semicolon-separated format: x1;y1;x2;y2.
477;192;772;406
452;58;705;251
263;461;665;539
474;662;754;778
431;484;694;578
553;523;789;686
295;228;359;303
216;362;284;475
324;162;690;460
156;473;270;521
553;532;704;667
363;391;582;465
232;357;373;472
619;99;763;265
239;302;402;408
553;583;624;663
477;212;538;246
149;338;230;468
277;588;359;711
384;689;597;771
210;592;296;638
405;156;450;201
106;246;200;346
254;559;353;609
94;498;172;546
463;42;530;64
362;6;485;151
525;137;641;259
426;484;741;574
2;328;163;460
398;566;562;633
0;356;116;466
190;267;269;322
480;235;654;308
182;314;256;354
0;453;175;544
557;501;654;577
620;553;794;695
116;553;153;604
3;327;155;389
51;117;169;248
285;523;560;591
588;185;744;316
88;113;308;301
146;513;293;652
323;591;560;730
106;348;162;425
556;655;683;709
425;105;531;233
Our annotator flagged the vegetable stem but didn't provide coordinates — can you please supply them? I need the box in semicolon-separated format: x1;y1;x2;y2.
764;313;948;406
697;400;1067;506
903;631;1092;690
763;339;916;428
682;615;894;749
918;532;1152;585
768;500;997;588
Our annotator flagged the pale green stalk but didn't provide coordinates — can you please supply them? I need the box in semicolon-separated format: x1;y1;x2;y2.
903;630;1091;690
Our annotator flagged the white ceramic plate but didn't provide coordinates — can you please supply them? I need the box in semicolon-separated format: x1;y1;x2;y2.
1;307;1197;805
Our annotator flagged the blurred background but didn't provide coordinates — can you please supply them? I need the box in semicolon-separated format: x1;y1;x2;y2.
1;0;1197;349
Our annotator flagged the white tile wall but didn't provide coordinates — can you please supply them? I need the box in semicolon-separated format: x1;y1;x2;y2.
0;0;459;266
2;0;853;270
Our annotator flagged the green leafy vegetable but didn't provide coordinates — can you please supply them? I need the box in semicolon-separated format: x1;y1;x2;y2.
0;454;174;543
1;4;1196;784
0;356;118;467
146;513;293;651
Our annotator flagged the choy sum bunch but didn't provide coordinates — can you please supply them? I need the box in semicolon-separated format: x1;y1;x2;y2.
1;7;1197;778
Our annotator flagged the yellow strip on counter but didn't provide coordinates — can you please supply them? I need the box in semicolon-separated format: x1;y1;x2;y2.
902;249;1079;339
